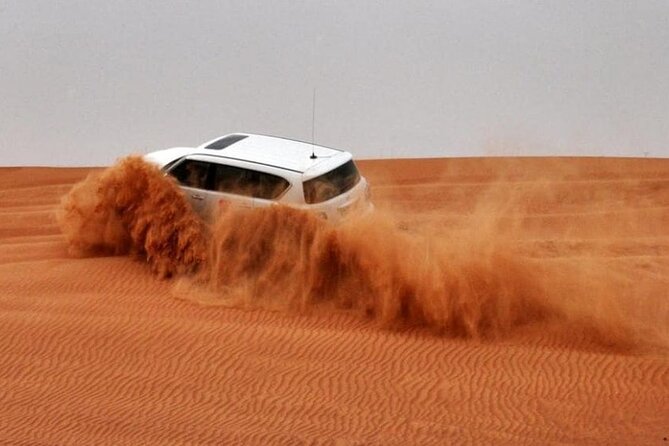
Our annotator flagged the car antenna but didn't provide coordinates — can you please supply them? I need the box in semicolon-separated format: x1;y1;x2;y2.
310;87;317;159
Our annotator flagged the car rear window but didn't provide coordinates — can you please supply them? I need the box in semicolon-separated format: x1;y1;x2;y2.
303;160;360;204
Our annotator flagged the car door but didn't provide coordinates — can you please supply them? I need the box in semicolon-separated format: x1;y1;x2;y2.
165;158;212;214
248;170;291;209
205;162;255;213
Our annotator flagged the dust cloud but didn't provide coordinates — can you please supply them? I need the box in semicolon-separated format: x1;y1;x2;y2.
57;156;668;346
57;156;207;277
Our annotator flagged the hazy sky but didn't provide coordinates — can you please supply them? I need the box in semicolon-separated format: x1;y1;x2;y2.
1;1;668;166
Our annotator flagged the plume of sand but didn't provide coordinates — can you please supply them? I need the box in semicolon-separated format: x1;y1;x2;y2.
197;205;553;339
57;156;207;277
56;156;668;347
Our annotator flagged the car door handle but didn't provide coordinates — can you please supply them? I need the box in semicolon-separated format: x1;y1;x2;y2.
191;193;205;201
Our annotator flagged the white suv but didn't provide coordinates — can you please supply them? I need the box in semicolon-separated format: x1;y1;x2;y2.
144;133;373;222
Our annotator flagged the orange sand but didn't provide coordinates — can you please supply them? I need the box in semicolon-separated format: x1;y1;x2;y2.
1;158;668;444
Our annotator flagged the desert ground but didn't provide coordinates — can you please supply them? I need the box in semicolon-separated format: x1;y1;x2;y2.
1;157;668;444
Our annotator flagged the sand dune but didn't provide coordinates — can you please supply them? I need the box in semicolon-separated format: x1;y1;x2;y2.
1;158;668;444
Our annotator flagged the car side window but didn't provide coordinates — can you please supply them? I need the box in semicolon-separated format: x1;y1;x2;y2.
247;169;290;200
168;160;211;190
212;164;289;200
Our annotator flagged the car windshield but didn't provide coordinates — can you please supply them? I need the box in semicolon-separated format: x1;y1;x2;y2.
303;160;360;204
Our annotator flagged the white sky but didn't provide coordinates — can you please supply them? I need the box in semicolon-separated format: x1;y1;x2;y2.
1;0;668;166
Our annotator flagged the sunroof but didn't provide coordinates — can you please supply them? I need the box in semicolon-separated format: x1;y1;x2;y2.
205;134;248;150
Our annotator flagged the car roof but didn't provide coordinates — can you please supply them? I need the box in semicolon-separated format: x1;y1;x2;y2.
199;133;347;173
146;133;353;177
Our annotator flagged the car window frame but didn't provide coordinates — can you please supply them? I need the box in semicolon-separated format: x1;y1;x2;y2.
166;155;293;200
